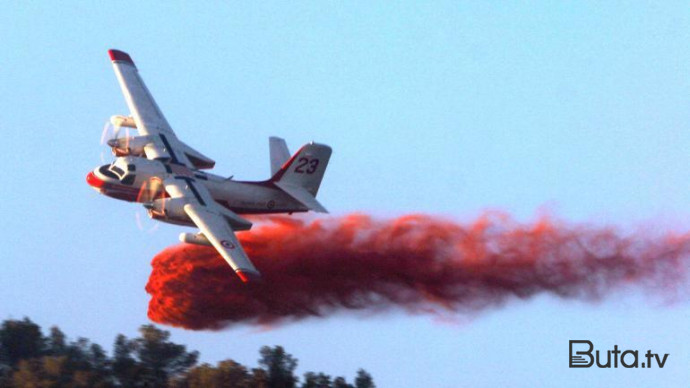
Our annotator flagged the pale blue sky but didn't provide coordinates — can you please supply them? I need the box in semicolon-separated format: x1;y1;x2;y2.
2;2;689;387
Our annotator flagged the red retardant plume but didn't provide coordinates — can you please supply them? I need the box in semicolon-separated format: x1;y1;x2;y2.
146;213;690;330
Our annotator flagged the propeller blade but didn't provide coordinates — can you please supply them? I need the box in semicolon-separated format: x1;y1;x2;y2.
136;177;165;203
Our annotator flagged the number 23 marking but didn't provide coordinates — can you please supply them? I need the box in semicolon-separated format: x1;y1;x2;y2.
294;158;319;174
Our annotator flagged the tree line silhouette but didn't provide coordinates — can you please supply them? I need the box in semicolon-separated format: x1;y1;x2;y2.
0;318;375;388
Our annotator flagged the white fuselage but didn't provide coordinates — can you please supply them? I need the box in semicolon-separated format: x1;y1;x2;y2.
86;156;307;226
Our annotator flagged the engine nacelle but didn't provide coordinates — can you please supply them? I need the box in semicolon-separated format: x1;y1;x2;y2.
179;232;213;246
108;135;152;157
110;115;137;128
145;198;193;226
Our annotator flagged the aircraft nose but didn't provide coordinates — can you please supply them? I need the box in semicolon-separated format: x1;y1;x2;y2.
86;171;104;188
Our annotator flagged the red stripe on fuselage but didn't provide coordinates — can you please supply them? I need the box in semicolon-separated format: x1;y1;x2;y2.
98;182;143;202
89;172;306;214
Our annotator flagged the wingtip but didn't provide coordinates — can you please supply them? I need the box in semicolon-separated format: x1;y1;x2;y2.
236;269;263;284
108;49;135;66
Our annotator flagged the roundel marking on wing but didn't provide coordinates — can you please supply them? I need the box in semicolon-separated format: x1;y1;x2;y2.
220;240;236;249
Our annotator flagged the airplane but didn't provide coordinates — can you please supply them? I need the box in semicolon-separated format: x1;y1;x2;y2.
87;49;331;283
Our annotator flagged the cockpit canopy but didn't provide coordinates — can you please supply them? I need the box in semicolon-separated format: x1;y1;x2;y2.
98;160;136;185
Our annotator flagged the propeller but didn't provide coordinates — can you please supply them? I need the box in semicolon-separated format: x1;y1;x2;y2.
100;120;123;145
100;116;134;157
135;176;166;232
135;211;159;233
136;176;165;204
99;121;112;163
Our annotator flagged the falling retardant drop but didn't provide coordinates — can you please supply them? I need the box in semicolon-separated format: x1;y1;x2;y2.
145;213;690;330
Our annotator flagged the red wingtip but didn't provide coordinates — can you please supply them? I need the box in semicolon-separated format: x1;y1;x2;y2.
236;270;262;284
108;49;135;66
236;271;250;283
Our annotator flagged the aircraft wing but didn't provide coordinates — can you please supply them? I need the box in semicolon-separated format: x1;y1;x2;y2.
163;178;260;283
184;204;261;283
109;49;215;169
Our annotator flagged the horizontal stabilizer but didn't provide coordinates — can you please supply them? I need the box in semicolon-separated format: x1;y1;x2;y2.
275;182;328;213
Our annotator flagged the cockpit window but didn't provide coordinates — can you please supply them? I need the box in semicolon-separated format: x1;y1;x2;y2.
127;164;136;172
110;165;125;179
121;175;136;185
98;165;118;179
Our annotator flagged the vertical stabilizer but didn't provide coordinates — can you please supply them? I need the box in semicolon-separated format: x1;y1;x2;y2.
270;143;332;197
269;137;290;176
